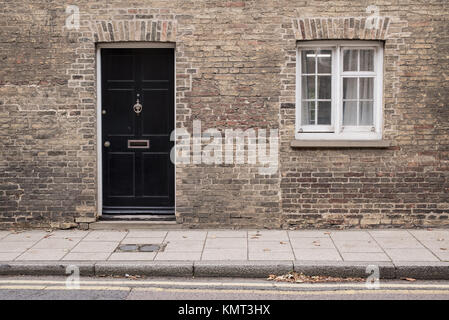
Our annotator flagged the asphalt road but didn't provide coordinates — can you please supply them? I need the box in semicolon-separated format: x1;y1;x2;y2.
0;276;449;300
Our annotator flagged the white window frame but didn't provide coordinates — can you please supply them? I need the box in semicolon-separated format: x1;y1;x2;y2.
295;40;383;140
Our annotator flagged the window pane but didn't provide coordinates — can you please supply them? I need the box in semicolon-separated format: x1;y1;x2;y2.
359;77;374;99
301;75;315;99
343;49;358;71
343;78;357;99
343;101;357;125
301;101;316;125
301;50;315;74
317;50;332;74
360;49;374;71
317;101;331;125
359;101;373;125
318;76;331;99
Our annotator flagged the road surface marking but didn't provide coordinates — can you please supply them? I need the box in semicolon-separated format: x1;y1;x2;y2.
1;279;449;289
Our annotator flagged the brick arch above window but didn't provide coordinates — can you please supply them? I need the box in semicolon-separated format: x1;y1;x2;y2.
292;17;390;41
90;20;177;42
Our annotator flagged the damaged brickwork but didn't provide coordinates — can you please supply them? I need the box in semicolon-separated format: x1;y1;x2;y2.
0;1;448;229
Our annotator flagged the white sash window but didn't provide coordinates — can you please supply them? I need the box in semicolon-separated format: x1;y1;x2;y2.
296;41;383;140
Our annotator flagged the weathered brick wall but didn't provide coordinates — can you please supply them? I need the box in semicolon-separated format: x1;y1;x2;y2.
279;1;449;228
0;0;447;229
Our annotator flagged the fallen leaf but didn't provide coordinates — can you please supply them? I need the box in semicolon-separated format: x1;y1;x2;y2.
440;248;447;251
401;277;416;282
280;241;287;245
263;248;271;252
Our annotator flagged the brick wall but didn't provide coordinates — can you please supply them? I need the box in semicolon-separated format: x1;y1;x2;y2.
0;0;447;229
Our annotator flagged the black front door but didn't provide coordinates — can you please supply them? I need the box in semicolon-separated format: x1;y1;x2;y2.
101;48;174;214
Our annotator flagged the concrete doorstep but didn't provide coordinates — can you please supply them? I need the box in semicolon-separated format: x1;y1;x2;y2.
1;260;449;280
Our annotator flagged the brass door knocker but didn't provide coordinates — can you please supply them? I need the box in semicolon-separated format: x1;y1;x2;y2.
133;94;142;116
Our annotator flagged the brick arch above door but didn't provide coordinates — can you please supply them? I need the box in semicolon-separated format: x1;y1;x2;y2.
90;20;177;43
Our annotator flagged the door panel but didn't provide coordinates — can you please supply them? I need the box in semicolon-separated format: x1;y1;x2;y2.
101;48;174;213
142;153;170;197
107;153;135;197
141;89;169;135
107;89;136;136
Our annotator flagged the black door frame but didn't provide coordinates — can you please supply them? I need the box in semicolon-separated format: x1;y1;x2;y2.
96;43;176;216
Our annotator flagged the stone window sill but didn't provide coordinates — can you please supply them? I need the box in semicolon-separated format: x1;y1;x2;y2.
290;140;391;148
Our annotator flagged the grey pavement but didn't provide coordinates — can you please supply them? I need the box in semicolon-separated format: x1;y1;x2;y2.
0;229;449;279
0;229;447;262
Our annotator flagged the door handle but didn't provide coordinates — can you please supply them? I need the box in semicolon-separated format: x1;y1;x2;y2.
104;141;111;147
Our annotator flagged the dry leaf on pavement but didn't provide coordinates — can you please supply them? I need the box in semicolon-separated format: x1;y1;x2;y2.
401;277;416;282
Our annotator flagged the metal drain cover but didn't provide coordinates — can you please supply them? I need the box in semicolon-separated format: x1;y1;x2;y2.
139;245;160;252
118;244;139;252
115;244;165;253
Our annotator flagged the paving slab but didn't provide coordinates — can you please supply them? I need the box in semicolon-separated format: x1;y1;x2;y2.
121;237;165;244
0;241;36;253
290;237;335;249
341;252;391;262
32;238;81;250
330;231;373;241
249;252;295;260
204;238;247;249
418;239;449;249
426;248;449;261
0;231;11;240
108;252;156;261
126;230;168;238
409;230;449;241
207;231;247;238
293;248;342;261
248;230;289;241
288;231;330;238
154;251;202;260
1;231;48;242
369;230;413;238
47;230;89;238
384;248;440;262
15;249;68;261
71;241;119;253
83;231;127;242
0;252;21;261
248;241;292;252
333;239;383;253
164;231;207;241
201;249;247;260
375;237;424;249
163;240;204;252
62;252;111;261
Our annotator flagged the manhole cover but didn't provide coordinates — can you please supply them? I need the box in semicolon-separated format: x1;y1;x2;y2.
139;245;160;252
118;244;139;252
115;243;166;253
